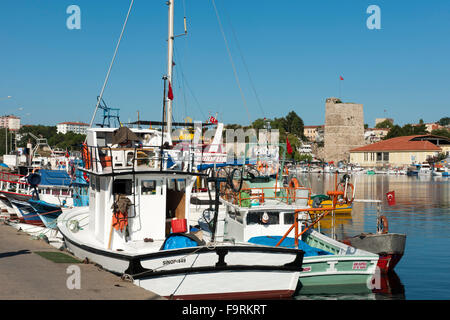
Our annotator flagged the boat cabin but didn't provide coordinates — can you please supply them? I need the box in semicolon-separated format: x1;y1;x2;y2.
82;127;204;250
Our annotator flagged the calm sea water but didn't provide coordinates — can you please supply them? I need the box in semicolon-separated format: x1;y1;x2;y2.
293;173;450;300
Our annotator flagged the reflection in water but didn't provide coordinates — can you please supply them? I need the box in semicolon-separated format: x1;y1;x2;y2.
295;271;405;300
293;173;450;300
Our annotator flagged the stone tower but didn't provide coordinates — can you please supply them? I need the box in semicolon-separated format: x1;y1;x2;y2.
323;97;365;163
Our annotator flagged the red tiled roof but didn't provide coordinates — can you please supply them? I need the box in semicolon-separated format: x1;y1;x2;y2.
350;135;443;152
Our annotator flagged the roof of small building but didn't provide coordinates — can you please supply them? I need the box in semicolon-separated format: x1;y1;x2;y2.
350;135;448;152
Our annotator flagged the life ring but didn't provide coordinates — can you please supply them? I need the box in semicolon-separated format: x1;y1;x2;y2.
288;177;300;201
289;177;300;189
378;215;389;234
337;182;354;204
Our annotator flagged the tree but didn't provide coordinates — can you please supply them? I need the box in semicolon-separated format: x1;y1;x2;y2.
384;125;404;140
431;128;450;139
438;117;450;127
285;111;305;139
375;119;394;129
251;118;267;130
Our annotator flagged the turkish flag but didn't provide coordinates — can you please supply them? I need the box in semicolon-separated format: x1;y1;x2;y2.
168;81;174;100
339;76;344;80
209;116;218;124
286;137;293;155
386;191;396;206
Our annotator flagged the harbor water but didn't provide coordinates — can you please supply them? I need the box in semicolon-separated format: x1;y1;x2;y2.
294;173;450;300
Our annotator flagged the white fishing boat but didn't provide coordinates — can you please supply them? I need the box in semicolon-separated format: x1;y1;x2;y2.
418;163;432;175
58;127;304;299
57;0;304;300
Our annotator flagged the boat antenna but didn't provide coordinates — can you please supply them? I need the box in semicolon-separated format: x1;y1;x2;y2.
85;0;135;141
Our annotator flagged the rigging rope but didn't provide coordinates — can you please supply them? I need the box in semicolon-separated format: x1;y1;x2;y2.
86;0;135;137
211;0;251;124
222;8;266;119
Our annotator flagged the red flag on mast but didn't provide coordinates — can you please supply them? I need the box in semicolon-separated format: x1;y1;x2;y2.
168;81;174;100
339;76;344;80
286;137;293;155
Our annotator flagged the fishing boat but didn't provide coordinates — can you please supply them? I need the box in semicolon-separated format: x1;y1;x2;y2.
9;199;43;226
432;165;449;177
28;199;63;229
57;1;304;300
209;176;379;294
418;163;432;175
58;127;304;299
341;201;406;273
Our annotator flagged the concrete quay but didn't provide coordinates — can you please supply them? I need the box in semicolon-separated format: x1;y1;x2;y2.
0;223;164;300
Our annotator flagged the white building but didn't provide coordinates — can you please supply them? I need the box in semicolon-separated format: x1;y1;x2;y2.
57;122;89;135
0;115;21;131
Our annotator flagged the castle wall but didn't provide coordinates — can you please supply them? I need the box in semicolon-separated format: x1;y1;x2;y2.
323;98;365;163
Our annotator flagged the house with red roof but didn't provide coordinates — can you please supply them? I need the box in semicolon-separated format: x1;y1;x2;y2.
349;135;450;167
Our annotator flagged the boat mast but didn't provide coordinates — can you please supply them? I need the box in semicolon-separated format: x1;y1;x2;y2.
165;0;175;145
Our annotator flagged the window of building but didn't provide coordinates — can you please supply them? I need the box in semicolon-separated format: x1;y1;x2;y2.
383;152;389;162
376;152;382;162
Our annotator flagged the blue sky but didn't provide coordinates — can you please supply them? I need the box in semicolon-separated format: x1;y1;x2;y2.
0;0;449;128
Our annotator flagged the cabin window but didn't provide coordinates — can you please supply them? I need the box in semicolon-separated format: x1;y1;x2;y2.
141;180;157;195
113;179;133;195
90;177;96;190
167;179;176;191
284;212;295;225
246;211;279;225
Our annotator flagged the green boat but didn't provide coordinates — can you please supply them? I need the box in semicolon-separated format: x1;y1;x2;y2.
208;183;379;294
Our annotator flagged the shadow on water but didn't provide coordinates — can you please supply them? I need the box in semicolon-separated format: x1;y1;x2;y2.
0;249;31;259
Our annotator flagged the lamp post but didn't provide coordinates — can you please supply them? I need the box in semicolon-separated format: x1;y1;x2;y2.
0;96;12;155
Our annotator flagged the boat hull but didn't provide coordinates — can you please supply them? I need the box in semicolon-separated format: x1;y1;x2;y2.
342;233;406;273
307;199;352;214
9;199;43;226
58;210;304;300
61;236;302;300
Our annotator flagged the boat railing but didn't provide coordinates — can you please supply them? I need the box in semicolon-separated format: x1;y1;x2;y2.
275;190;344;248
81;143;211;174
0;171;25;182
223;186;312;207
0;177;31;195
